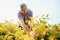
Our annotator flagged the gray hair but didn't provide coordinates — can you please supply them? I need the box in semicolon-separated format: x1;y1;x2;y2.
20;3;27;8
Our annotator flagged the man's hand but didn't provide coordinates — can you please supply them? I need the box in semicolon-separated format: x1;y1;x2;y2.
30;31;37;40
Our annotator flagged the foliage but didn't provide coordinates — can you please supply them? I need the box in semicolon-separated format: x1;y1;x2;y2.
0;14;60;40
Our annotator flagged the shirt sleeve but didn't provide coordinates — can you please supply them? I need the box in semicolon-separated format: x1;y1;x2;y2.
28;10;33;17
29;11;33;17
18;13;23;20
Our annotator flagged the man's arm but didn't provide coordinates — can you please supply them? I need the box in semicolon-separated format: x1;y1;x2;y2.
19;19;37;40
19;19;31;32
18;13;30;32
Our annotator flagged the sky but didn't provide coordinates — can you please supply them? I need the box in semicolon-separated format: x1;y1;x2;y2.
0;0;60;24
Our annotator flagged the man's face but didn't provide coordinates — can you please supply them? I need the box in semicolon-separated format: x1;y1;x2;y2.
21;7;27;14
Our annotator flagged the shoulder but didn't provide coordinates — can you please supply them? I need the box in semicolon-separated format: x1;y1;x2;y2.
18;11;23;17
27;9;32;12
27;9;33;15
27;9;32;13
18;11;22;15
18;11;23;20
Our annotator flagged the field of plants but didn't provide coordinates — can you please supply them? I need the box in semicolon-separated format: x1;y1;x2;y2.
0;14;60;40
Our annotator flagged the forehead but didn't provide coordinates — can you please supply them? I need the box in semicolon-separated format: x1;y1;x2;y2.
21;7;27;10
21;7;27;9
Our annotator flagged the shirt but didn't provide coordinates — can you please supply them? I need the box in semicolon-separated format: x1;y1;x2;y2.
18;9;33;23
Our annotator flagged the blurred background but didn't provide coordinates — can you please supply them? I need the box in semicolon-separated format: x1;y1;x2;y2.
0;0;60;24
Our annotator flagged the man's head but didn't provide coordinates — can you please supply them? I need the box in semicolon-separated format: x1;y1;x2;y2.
20;4;27;14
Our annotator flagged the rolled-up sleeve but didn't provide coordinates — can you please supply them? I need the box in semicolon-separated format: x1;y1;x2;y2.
18;13;23;20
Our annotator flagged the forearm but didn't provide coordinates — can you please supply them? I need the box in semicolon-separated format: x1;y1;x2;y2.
23;24;31;32
19;20;31;32
22;24;31;32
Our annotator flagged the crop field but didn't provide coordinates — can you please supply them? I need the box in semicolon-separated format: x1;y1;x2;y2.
0;14;60;40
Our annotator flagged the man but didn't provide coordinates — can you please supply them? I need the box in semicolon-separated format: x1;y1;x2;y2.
18;4;37;39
